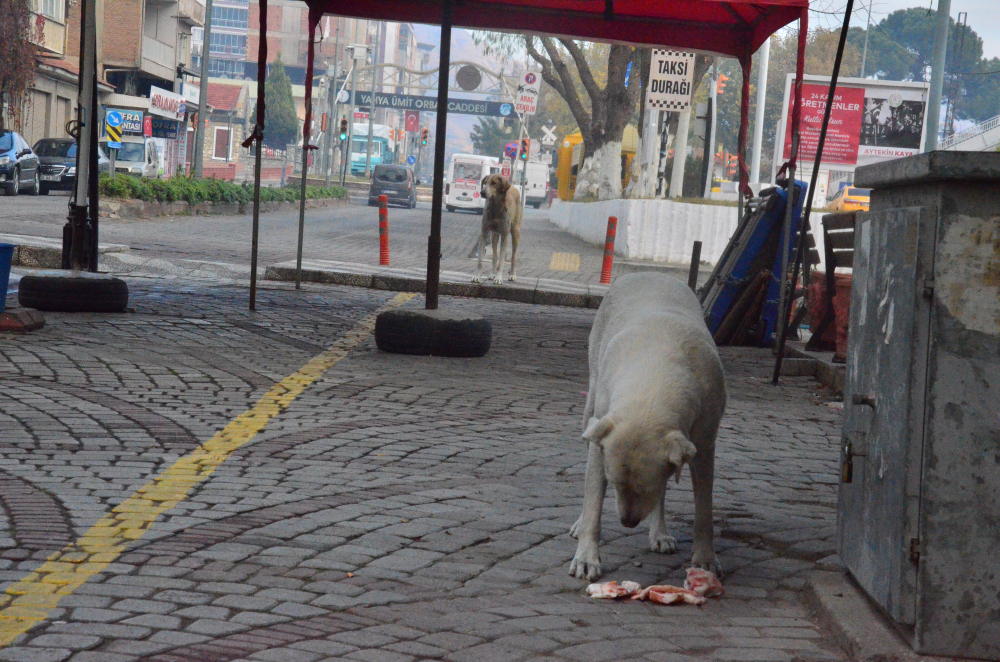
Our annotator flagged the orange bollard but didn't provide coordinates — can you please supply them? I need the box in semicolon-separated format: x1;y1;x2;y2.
378;195;390;266
599;216;617;284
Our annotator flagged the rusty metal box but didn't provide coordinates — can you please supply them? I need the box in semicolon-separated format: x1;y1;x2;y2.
841;152;1000;658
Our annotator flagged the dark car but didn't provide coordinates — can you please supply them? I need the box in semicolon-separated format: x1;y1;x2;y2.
0;130;40;196
32;138;111;194
368;164;417;208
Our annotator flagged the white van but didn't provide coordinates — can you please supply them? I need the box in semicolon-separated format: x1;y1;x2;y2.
100;136;160;178
514;160;549;209
445;154;499;212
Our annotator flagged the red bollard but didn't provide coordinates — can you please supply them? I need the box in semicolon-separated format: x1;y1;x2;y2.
599;216;617;284
378;195;390;266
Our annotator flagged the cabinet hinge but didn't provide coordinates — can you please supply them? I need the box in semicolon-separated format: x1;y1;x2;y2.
909;537;920;565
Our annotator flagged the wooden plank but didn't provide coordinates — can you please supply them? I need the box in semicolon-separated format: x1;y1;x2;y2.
823;212;856;231
832;249;855;267
828;231;856;250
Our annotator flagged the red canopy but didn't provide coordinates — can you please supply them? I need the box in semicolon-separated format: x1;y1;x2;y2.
301;0;806;61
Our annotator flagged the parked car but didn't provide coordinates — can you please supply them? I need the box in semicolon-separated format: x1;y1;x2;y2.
829;186;871;212
368;164;417;208
0;130;41;195
32;138;111;194
100;136;160;178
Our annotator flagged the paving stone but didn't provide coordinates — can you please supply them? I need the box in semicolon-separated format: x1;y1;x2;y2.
0;649;72;662
25;636;100;652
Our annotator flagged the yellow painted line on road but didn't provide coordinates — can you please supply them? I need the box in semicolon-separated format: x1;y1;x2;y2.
549;252;581;272
0;292;415;646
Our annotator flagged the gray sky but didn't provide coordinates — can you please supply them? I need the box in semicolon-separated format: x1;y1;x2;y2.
814;0;1000;59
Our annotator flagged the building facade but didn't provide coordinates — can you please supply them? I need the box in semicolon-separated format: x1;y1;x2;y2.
191;0;249;80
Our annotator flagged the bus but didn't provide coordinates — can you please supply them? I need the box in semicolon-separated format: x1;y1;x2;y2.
350;124;395;176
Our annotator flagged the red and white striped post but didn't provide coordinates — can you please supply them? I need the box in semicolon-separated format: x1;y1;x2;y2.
378;194;390;266
599;216;617;285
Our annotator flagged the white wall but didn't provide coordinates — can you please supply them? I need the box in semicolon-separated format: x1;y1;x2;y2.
550;199;740;265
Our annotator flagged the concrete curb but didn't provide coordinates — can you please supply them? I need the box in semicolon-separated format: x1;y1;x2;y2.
263;264;604;309
0;233;129;270
785;342;846;393
98;196;349;220
804;571;938;662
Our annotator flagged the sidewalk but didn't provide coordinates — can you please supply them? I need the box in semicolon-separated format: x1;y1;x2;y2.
0;274;846;662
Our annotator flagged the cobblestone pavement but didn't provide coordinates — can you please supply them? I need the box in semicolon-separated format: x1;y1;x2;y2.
0;275;845;661
0;194;694;286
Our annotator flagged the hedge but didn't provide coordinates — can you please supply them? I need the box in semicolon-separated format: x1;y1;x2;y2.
99;174;346;205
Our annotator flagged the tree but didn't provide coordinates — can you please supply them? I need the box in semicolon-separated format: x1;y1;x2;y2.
0;0;39;133
474;33;644;199
263;53;298;149
469;117;512;159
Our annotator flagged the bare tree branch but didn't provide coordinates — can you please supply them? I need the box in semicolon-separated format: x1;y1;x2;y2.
537;36;593;142
559;38;603;111
523;36;566;100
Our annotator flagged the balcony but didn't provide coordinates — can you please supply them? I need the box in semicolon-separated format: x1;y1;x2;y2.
29;12;67;57
141;35;176;81
177;0;205;27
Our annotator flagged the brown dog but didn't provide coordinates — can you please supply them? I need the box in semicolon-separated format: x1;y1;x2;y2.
473;173;522;284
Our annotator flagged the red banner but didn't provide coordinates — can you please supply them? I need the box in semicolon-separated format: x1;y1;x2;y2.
784;84;865;166
404;110;419;133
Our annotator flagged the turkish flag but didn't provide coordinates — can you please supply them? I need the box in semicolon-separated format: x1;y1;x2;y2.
143;116;153;138
404;111;419;133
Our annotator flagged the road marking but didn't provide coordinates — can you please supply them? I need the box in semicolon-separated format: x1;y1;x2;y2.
549;252;581;272
0;292;416;646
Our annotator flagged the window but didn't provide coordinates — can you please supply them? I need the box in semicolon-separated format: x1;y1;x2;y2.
213;127;231;160
211;6;248;28
208;59;245;78
36;0;63;21
209;33;247;56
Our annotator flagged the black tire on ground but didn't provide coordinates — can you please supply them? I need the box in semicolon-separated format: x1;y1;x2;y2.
28;171;40;195
4;169;18;195
446;205;455;213
18;274;129;313
375;309;491;358
533;202;541;209
39;185;50;195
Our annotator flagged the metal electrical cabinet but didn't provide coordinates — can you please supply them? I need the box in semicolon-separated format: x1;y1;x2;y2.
840;152;1000;659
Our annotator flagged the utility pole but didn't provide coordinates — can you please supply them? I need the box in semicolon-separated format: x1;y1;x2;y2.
365;22;382;178
925;0;951;151
702;63;717;197
859;7;872;77
192;0;213;178
344;44;366;184
750;38;770;185
669;109;690;198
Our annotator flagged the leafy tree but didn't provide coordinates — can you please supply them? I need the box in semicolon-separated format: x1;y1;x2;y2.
0;0;39;133
470;117;512;159
263;53;298;149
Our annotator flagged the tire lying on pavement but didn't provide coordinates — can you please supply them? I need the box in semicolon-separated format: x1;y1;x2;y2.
18;272;129;313
375;309;491;357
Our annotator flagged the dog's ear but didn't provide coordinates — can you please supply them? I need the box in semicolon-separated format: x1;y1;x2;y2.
481;175;489;188
500;177;511;194
663;431;697;483
582;416;615;446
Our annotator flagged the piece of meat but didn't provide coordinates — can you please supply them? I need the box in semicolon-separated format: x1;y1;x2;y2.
631;584;707;606
585;580;642;599
684;567;725;598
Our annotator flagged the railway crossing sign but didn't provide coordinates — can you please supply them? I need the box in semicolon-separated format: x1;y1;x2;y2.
105;110;123;148
540;125;557;146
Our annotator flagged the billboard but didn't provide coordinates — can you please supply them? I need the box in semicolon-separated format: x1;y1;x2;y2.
775;75;929;174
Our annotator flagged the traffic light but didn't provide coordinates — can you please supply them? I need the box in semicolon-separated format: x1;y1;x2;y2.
716;75;729;95
519;138;529;160
339;118;348;141
420;128;429;146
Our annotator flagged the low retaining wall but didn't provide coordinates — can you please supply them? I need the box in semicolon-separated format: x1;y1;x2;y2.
99;196;348;220
549;198;739;265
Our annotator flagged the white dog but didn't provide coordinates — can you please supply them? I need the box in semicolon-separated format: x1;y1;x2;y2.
472;173;522;285
569;272;726;581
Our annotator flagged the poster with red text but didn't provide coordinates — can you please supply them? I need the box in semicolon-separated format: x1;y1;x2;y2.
783;84;865;165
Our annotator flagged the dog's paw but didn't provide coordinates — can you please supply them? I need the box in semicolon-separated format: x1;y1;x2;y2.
508;273;517;282
569;549;602;581
569;517;582;539
491;276;504;286
472;275;482;283
649;532;678;554
691;550;723;578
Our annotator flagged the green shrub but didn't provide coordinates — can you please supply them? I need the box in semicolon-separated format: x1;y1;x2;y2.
99;174;345;206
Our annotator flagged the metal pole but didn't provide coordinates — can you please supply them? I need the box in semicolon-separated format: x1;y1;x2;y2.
425;0;453;310
703;63;717;198
295;20;317;290
751;38;770;184
924;0;951;152
67;0;96;271
192;0;213;178
521;114;529;218
344;53;360;184
772;0;855;384
365;104;375;178
859;9;872;77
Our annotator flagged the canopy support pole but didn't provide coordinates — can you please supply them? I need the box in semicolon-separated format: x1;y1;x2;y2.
243;0;268;310
772;1;852;384
425;0;453;310
296;9;321;290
